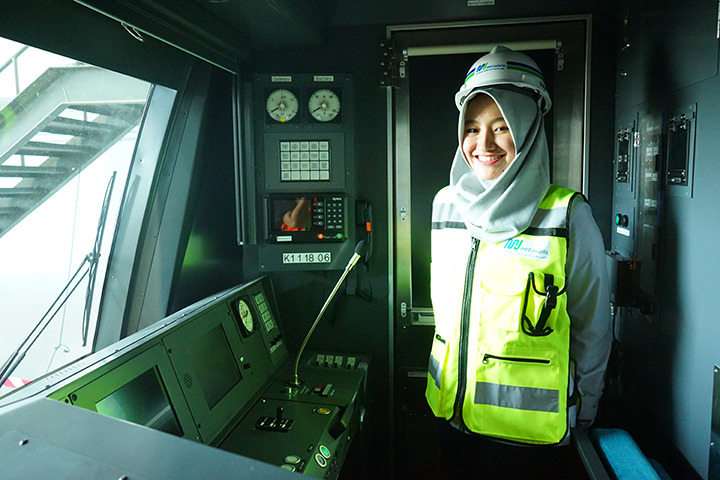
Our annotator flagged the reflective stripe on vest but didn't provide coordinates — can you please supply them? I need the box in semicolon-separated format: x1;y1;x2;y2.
475;381;560;413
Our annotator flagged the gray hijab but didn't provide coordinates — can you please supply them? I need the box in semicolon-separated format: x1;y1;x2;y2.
449;86;550;243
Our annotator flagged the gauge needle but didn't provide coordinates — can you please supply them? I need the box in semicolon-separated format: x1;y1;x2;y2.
312;103;328;113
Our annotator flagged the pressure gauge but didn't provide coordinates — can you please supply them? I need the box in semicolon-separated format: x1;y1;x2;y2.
308;89;340;122
266;89;299;123
236;299;255;335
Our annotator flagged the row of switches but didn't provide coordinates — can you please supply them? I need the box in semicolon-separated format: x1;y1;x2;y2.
315;354;356;369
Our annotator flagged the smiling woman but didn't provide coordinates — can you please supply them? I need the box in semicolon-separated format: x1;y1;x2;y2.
427;46;611;479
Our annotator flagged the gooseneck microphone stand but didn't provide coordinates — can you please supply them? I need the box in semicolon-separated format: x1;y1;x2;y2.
288;240;369;388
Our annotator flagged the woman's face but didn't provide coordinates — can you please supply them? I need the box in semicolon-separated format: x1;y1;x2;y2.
461;94;516;181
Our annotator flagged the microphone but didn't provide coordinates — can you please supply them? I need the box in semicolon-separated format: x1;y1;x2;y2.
289;241;369;388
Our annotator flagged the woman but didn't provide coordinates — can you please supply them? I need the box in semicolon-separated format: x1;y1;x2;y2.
426;46;611;478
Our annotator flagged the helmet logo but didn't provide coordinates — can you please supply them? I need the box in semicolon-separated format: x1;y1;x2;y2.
465;62;489;82
465;62;509;83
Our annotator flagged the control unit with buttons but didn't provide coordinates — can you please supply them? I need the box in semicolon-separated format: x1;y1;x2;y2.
218;349;369;480
249;74;357;272
33;275;368;480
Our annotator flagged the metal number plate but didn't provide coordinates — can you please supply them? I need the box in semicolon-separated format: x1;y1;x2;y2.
282;252;331;264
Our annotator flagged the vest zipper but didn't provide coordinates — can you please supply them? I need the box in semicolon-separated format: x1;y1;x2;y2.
453;236;480;424
482;353;551;365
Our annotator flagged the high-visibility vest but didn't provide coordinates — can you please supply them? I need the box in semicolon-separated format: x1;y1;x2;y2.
426;184;582;445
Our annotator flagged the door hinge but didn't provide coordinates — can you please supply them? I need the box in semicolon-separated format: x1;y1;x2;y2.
555;41;564;72
379;40;408;88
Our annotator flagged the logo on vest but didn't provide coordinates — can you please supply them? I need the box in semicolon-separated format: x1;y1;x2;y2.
501;238;551;261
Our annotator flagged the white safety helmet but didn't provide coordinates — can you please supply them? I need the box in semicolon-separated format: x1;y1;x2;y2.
454;45;552;115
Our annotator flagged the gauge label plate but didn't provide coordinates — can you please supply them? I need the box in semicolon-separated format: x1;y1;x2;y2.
283;252;332;264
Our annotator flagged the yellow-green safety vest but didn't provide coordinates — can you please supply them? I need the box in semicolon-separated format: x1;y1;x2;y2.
427;184;582;445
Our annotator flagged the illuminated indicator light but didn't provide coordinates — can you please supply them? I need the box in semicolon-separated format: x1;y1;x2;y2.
319;445;331;459
318;233;324;239
316;407;331;415
366;222;372;232
335;233;343;239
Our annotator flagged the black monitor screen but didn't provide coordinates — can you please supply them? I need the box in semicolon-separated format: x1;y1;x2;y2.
95;366;182;436
192;324;243;409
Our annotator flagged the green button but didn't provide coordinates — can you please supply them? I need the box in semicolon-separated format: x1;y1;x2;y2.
319;445;331;459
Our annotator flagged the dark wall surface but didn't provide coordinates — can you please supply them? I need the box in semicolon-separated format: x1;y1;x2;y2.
606;0;719;478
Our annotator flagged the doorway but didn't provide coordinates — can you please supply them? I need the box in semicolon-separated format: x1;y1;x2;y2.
386;16;591;477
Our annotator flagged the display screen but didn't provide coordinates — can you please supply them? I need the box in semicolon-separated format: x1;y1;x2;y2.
191;324;243;410
265;194;346;243
270;196;314;232
95;366;183;436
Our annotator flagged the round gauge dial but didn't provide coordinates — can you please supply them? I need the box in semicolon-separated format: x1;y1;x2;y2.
266;89;299;123
237;299;254;334
308;89;340;122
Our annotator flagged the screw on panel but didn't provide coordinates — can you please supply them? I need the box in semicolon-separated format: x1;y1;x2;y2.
18;439;28;446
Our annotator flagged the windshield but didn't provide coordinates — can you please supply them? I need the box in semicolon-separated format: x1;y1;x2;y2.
0;37;152;395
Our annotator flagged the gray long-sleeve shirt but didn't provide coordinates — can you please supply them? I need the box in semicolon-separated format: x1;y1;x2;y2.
566;199;612;422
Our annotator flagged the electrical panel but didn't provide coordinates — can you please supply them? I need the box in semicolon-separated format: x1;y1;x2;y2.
611;114;637;259
608;104;697;316
250;74;356;271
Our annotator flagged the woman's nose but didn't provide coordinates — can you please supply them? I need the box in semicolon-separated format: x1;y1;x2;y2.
477;129;494;150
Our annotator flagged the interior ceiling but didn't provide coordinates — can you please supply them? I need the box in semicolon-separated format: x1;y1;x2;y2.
133;0;615;55
188;0;331;50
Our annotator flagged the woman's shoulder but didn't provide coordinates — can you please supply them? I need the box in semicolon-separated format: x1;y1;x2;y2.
434;185;454;203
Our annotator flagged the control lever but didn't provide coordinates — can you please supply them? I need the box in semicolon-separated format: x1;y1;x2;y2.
275;406;284;431
254;405;294;432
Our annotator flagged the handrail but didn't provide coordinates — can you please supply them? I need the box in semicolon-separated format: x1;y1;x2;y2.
0;46;28;76
0;46;29;97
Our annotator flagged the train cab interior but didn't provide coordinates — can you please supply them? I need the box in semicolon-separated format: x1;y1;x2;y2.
0;0;719;478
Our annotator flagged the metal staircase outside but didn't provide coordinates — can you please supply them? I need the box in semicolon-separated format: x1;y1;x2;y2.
0;64;150;238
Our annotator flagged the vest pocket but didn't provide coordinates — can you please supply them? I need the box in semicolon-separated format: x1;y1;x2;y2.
468;345;566;444
476;273;528;331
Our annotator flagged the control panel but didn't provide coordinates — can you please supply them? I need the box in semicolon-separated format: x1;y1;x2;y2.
247;74;356;272
219;350;369;478
19;276;369;479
